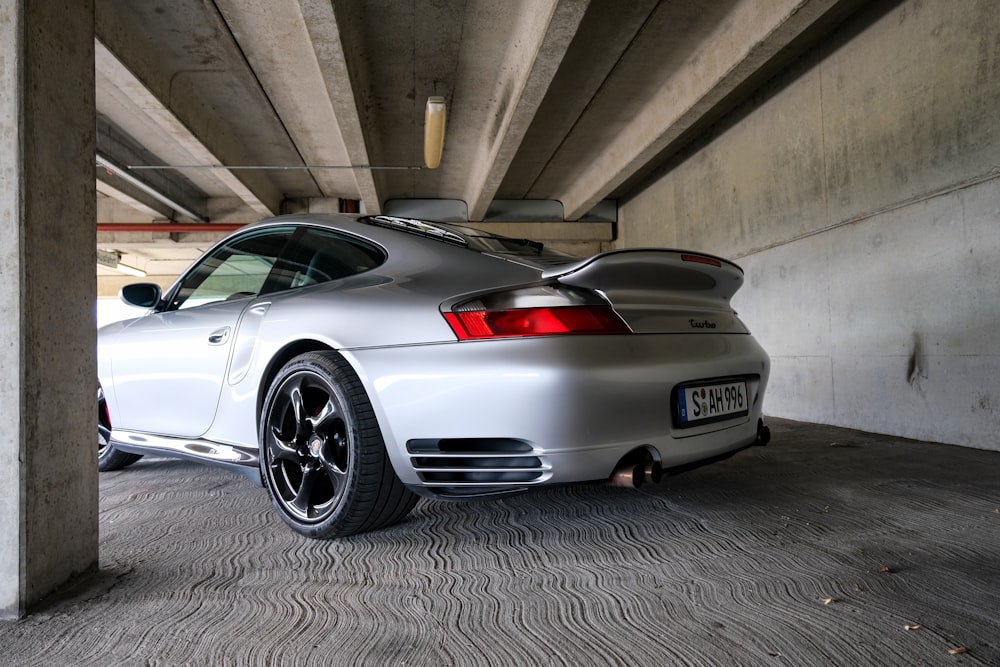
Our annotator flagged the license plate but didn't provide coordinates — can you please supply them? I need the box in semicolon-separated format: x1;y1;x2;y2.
676;380;749;427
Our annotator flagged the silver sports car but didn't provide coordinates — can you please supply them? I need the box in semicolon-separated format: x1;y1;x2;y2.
98;214;770;538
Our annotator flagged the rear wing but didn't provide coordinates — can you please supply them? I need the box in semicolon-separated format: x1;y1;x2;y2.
541;249;747;334
541;248;744;300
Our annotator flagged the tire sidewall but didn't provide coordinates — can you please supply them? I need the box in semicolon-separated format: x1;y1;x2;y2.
258;352;368;537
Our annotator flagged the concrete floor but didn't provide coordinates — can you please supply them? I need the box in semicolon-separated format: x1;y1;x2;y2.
2;418;998;666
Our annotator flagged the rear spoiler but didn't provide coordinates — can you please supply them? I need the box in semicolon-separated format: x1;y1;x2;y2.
541;248;745;301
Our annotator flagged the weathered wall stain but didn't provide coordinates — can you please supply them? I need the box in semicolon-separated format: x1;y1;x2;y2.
907;332;926;387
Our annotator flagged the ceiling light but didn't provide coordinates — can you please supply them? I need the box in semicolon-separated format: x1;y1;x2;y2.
424;96;447;169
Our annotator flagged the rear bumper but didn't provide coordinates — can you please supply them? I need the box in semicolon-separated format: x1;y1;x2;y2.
345;333;769;498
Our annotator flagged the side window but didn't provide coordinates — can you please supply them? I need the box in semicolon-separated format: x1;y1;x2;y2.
168;229;293;311
281;227;386;289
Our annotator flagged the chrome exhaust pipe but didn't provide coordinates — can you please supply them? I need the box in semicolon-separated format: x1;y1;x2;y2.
644;461;663;485
608;463;644;488
755;418;771;446
608;458;663;488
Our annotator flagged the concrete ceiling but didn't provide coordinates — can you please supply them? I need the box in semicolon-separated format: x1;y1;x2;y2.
95;0;864;284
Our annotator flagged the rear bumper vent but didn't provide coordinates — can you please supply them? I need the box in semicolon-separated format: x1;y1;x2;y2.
406;438;549;497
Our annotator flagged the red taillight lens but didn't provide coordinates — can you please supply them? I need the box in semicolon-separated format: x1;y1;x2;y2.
444;306;630;340
681;253;722;267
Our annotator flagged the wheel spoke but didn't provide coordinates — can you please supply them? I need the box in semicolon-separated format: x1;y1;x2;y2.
319;454;348;496
267;431;300;463
287;380;310;440
266;373;313;463
309;397;339;434
291;465;322;515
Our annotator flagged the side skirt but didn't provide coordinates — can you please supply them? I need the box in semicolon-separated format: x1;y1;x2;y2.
110;430;263;486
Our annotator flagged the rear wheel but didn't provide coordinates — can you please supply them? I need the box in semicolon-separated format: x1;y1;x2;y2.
259;352;418;538
98;387;142;471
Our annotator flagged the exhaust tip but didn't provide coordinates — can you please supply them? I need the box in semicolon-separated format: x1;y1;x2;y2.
608;463;645;488
756;419;771;446
644;461;663;485
608;453;663;489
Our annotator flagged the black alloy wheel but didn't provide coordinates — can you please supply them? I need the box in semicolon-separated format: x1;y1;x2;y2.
97;387;142;471
259;352;417;538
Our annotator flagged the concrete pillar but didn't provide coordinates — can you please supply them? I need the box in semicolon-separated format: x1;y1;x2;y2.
0;0;97;618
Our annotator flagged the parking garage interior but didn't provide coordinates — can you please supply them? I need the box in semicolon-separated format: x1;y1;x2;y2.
1;0;998;663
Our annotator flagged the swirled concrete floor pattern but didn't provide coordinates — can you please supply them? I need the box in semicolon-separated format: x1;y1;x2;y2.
2;419;999;666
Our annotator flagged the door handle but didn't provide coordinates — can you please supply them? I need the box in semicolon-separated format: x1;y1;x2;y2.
208;327;231;345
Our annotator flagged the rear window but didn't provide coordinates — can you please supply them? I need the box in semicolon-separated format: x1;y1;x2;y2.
360;215;580;262
437;223;582;267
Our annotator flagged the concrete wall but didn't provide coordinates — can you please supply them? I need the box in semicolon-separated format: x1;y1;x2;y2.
619;0;1000;450
0;0;98;617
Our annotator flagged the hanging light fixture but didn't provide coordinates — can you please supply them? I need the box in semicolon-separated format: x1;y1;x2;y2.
424;96;447;169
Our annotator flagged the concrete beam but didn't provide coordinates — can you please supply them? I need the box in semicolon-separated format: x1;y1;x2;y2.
213;0;379;210
1;0;97;618
560;0;846;220
95;114;209;222
94;39;279;217
97;177;170;221
455;0;589;220
499;0;660;199
301;0;383;213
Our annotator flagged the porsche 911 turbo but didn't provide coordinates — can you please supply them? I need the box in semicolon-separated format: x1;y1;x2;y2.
97;214;770;538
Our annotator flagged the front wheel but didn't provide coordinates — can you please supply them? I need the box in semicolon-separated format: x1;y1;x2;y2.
98;387;142;471
259;352;418;538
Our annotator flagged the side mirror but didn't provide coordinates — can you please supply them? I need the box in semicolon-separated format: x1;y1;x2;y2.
119;283;162;309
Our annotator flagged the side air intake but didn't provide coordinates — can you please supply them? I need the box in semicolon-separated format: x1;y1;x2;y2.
406;438;550;497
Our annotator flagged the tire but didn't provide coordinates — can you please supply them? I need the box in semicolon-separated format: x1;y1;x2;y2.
259;352;418;538
98;387;143;472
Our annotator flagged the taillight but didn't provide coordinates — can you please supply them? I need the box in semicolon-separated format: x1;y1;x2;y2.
444;306;630;340
681;253;722;267
443;284;632;340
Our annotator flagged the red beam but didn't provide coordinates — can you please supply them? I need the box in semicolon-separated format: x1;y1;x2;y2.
97;223;245;233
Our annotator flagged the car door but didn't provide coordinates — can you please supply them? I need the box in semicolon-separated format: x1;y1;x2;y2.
109;227;294;438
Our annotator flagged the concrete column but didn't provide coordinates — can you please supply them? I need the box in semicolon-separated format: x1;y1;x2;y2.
0;0;97;618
